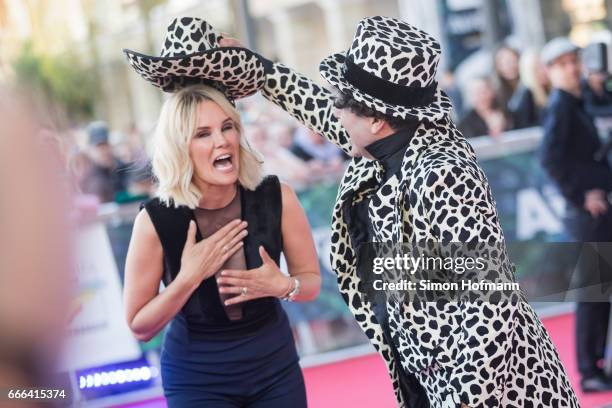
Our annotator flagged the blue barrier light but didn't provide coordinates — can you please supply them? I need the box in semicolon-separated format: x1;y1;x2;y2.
75;357;158;399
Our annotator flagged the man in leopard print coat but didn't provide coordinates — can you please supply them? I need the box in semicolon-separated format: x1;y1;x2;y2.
224;16;579;407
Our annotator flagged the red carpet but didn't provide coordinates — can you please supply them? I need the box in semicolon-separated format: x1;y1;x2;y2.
542;313;612;408
303;353;397;407
118;312;612;408
303;313;612;407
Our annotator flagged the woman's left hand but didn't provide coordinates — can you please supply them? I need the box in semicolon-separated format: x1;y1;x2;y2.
217;246;291;306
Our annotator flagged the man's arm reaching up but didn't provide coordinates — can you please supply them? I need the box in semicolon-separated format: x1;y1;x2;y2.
219;36;351;155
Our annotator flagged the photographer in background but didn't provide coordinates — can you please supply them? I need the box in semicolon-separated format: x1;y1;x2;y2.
540;37;612;393
582;42;612;119
80;121;129;203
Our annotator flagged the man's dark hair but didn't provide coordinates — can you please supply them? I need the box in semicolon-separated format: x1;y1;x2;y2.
332;91;416;131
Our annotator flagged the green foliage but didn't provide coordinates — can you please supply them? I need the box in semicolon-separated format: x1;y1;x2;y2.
12;42;96;121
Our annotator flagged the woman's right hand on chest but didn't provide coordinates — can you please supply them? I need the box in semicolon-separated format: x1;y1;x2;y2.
179;219;248;286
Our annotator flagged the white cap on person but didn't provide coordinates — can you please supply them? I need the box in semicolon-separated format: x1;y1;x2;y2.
541;37;580;66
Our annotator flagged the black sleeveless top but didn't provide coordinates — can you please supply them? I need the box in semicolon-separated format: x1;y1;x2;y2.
143;176;284;340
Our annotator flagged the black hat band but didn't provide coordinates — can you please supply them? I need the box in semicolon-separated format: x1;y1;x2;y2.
343;57;437;108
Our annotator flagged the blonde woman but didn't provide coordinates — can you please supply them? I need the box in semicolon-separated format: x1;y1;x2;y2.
509;48;551;129
124;82;320;407
122;19;321;407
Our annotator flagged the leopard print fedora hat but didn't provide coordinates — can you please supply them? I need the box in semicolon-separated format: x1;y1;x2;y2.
320;16;453;121
123;17;265;100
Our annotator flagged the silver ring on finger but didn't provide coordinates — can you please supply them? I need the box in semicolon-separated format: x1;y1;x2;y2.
241;286;248;296
222;245;229;253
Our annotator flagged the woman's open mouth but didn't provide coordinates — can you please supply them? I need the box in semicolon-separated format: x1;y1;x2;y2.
213;153;234;173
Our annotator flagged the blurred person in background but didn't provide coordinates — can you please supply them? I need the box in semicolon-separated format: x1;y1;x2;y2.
125;161;156;199
458;76;510;138
583;69;612;117
0;90;73;406
114;135;133;163
246;123;312;187
540;37;612;393
494;44;521;113
113;126;157;202
580;44;612;165
439;69;464;120
508;48;551;129
66;147;102;223
123;18;320;408
290;127;346;180
69;149;93;190
223;15;579;407
290;126;343;162
80;121;128;202
268;121;296;150
125;122;150;163
581;43;612;119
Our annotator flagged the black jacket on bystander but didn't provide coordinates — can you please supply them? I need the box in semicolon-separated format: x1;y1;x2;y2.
540;88;612;210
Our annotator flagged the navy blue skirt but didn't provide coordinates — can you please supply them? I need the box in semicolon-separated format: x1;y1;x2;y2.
160;305;307;408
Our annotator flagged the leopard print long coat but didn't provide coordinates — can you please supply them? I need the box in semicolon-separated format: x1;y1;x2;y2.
260;63;579;408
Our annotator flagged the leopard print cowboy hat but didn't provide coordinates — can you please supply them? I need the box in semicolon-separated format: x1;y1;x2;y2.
320;16;453;121
123;17;265;99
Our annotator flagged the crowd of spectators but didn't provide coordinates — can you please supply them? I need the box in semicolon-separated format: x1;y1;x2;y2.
451;43;549;138
65;121;154;205
67;95;349;205
450;41;612;139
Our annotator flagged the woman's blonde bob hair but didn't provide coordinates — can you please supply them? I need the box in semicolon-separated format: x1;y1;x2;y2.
152;84;263;209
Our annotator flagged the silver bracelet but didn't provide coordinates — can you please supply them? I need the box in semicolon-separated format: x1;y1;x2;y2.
282;277;301;302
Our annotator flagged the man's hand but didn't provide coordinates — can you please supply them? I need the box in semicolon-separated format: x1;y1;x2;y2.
585;189;608;217
218;33;246;49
